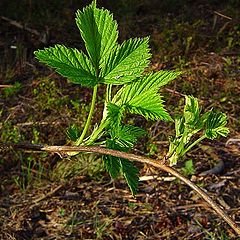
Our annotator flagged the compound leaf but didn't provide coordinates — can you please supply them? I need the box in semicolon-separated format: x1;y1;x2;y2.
127;95;170;120
175;115;185;137
76;1;118;69
107;103;146;149
34;45;96;87
100;37;151;84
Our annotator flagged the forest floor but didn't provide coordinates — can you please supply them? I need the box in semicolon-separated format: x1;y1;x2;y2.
0;1;240;239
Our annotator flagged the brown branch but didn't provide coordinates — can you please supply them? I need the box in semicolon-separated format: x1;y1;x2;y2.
1;143;240;236
1;16;41;36
0;85;13;88
1;16;47;43
164;87;185;97
213;11;232;20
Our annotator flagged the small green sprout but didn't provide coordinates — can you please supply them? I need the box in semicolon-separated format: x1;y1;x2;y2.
181;159;195;176
167;95;229;166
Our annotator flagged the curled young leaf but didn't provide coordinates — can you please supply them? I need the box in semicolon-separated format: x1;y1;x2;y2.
204;110;229;139
184;95;201;127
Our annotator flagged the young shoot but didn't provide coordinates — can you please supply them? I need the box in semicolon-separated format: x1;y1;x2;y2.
167;96;229;166
34;1;228;195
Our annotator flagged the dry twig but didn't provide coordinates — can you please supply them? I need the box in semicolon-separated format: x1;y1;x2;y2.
1;16;40;36
1;16;47;43
0;85;13;88
213;11;232;20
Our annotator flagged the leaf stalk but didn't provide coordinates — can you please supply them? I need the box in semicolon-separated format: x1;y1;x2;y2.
75;85;98;146
181;135;206;156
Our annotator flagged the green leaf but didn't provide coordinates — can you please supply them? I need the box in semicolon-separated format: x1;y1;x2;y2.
113;71;180;120
120;125;146;140
181;159;195;176
104;138;139;195
175;115;184;137
100;38;151;84
76;1;118;69
183;95;200;126
204;110;229;139
34;45;96;87
120;158;139;196
103;155;121;179
107;102;124;127
107;103;146;149
110;124;146;149
127;95;170;120
67;124;81;141
103;139;121;179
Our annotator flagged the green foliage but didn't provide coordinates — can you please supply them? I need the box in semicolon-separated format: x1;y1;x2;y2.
75;0;118;69
1;122;22;143
67;124;81;142
103;139;122;179
13;154;45;191
52;153;104;180
120;158;139;195
110;125;146;149
100;37;151;84
106;103;124;127
31;127;40;144
181;159;195;176
168;96;229;166
104;138;140;195
34;45;96;87
203;110;229;139
184;95;201;127
113;71;180;120
33;78;69;110
34;1;228;194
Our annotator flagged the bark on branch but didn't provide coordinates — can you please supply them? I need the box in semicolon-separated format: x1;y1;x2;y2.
1;143;240;236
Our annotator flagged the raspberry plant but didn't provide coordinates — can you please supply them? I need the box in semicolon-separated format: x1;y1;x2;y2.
34;1;229;195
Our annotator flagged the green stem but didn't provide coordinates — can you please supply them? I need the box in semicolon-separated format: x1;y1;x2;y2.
181;135;206;156
85;119;109;145
75;85;98;146
106;84;112;102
